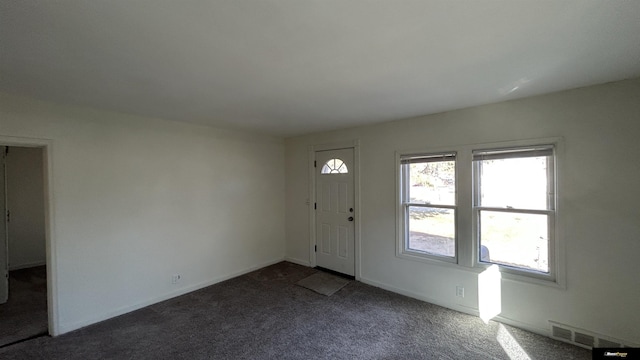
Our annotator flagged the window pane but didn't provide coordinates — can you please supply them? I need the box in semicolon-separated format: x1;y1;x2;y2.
408;161;455;205
478;156;550;210
321;158;348;174
408;207;455;257
479;211;549;273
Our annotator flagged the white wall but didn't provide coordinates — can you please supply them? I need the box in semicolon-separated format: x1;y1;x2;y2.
0;93;286;334
6;146;46;270
285;78;640;344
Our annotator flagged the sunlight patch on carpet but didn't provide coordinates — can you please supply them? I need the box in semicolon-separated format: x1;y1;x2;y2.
497;324;531;360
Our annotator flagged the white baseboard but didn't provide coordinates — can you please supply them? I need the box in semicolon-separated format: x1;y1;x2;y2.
55;257;555;342
494;314;549;338
9;261;46;271
359;276;553;340
284;256;311;267
57;257;285;335
359;276;479;317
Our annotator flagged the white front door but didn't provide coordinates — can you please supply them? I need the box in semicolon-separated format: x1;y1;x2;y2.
0;146;8;304
315;148;355;276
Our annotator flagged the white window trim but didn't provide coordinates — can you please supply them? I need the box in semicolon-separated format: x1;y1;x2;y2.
472;144;557;282
395;137;566;288
396;149;459;265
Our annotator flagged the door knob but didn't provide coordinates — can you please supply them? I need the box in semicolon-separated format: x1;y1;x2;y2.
348;216;354;221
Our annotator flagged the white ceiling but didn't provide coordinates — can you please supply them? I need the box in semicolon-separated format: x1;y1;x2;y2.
2;1;639;137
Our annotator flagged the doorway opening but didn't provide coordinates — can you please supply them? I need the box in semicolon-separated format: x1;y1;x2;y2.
0;145;49;347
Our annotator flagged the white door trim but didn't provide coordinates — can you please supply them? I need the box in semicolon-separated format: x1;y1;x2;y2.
0;135;59;336
308;140;361;280
1;146;7;304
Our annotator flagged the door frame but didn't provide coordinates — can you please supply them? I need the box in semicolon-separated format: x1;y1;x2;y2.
1;146;7;304
0;135;58;336
308;140;361;280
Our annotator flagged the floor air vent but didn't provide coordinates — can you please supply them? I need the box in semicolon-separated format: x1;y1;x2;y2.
549;321;629;350
574;332;595;348
551;325;572;342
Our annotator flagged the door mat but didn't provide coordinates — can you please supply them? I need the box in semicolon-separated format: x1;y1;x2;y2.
296;271;350;296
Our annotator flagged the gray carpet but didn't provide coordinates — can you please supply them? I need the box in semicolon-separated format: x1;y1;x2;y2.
0;262;590;359
0;266;48;347
296;271;350;296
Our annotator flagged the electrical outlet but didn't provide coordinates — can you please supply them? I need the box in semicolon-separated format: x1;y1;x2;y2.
171;274;181;284
456;286;464;298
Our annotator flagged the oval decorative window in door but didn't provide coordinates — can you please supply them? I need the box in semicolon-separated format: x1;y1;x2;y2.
321;158;348;174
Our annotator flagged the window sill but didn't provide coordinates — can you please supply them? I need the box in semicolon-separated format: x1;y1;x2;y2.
395;251;565;289
396;249;459;267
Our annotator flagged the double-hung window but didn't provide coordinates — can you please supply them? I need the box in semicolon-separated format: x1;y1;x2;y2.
399;153;456;261
473;145;556;278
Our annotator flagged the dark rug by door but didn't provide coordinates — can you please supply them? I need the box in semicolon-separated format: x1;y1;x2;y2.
0;266;48;347
296;271;350;296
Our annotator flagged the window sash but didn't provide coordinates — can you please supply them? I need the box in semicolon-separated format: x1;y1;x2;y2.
405;205;457;259
401;153;456;164
474;206;553;215
400;152;457;261
472;148;555;211
401;155;456;207
476;208;554;275
405;203;456;209
473;145;556;278
472;146;553;161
